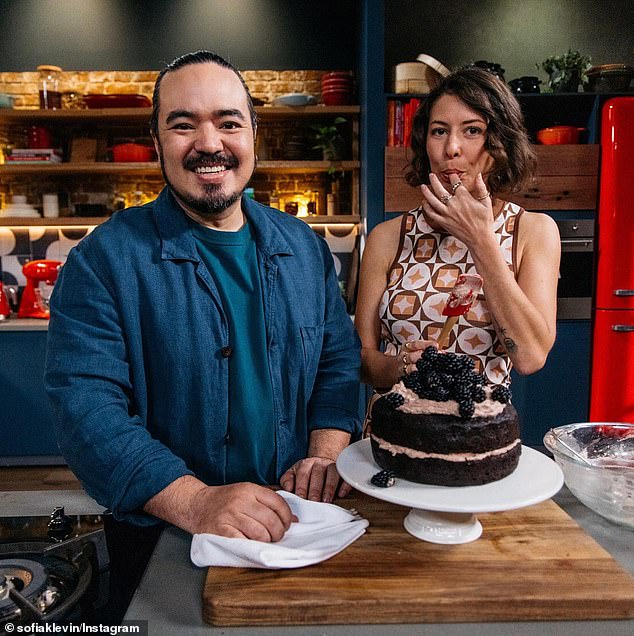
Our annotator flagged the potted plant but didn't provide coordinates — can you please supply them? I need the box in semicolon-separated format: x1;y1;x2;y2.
312;117;347;176
538;49;592;93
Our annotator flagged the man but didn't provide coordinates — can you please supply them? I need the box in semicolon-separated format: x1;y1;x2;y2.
45;50;360;543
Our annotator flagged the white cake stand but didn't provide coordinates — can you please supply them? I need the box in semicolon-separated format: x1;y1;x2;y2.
336;438;563;544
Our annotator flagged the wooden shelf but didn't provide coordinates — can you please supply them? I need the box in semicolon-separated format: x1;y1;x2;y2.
0;105;360;122
0;214;360;227
0;160;360;176
385;144;600;212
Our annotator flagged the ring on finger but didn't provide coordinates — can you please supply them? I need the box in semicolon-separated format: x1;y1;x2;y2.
451;181;463;194
440;194;452;204
476;191;491;201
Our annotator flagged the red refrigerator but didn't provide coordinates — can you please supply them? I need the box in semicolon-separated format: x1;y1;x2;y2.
590;97;634;423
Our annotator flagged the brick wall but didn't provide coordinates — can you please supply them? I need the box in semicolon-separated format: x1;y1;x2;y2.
0;69;328;109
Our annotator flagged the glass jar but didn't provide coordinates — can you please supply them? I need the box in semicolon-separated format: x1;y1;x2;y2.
37;65;63;109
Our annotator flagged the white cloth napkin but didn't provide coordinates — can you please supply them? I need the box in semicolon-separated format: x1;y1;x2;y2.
190;490;368;569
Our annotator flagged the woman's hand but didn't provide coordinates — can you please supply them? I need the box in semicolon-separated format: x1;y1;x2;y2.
420;172;493;246
397;339;438;375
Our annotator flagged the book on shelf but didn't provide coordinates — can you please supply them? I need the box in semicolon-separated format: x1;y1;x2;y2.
6;148;63;163
386;97;421;148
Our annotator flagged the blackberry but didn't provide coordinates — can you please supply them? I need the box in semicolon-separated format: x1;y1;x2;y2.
491;384;512;404
429;386;451;402
370;469;396;488
472;386;486;403
403;372;423;394
436;352;463;374
383;392;405;409
458;400;475;419
438;372;455;389
415;356;433;375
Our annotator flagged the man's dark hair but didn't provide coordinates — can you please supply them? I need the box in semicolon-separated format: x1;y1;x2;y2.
149;50;257;137
406;67;536;195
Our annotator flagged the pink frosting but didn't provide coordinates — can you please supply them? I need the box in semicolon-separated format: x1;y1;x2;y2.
392;382;505;417
371;434;520;462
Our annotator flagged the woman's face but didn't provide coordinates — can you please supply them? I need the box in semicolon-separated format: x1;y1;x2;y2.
426;93;494;195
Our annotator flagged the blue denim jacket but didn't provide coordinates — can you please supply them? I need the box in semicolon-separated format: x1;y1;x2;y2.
45;189;361;524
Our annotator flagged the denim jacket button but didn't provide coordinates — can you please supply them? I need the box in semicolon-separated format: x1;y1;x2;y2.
224;432;230;443
220;346;233;358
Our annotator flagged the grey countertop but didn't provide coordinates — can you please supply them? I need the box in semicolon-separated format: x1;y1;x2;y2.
125;487;634;635
0;318;48;331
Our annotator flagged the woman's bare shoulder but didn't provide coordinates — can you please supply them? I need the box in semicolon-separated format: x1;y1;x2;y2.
518;210;559;241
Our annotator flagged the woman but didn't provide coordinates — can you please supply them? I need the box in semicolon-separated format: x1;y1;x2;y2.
355;67;560;399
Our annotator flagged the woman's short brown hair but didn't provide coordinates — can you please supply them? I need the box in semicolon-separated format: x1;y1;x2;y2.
406;67;536;195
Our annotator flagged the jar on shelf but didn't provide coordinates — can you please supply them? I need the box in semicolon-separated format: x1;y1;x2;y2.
37;65;63;109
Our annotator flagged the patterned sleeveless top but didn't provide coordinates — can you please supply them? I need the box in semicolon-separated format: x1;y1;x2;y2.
378;201;524;386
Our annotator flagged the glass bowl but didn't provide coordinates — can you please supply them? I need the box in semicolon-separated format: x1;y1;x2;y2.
543;423;634;529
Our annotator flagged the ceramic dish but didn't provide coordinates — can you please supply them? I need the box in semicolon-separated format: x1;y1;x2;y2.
272;93;317;107
83;94;151;109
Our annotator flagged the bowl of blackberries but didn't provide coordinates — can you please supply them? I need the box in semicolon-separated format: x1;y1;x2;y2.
543;423;634;529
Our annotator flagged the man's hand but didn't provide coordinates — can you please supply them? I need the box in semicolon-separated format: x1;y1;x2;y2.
144;476;294;541
279;429;353;503
280;456;352;503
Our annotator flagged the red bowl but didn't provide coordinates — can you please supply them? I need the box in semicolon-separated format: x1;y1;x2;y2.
322;92;353;106
536;126;585;145
321;80;354;90
322;72;353;81
111;143;156;162
83;94;151;109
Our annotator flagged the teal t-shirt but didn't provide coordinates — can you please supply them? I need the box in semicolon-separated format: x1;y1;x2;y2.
191;220;276;484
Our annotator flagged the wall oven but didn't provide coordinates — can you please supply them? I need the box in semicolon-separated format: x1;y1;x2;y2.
555;218;594;321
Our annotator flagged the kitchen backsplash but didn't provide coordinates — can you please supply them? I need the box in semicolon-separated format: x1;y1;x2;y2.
0;221;358;306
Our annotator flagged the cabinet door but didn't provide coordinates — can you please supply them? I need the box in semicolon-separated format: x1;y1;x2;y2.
590;309;634;423
511;320;591;446
0;331;62;461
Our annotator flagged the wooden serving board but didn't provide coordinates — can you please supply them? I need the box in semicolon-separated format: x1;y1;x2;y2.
202;492;634;626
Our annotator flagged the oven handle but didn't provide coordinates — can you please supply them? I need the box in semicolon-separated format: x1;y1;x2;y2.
612;324;634;332
614;289;634;297
560;237;593;251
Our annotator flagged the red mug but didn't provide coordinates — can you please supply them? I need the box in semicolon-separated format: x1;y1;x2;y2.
28;125;53;149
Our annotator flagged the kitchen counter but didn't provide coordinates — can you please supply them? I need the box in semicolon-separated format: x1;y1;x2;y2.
0;318;49;331
125;487;634;635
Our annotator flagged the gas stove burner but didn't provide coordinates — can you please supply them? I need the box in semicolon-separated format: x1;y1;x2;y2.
0;553;91;626
0;510;109;628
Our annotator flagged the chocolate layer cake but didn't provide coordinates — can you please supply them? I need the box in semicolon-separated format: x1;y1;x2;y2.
370;395;521;486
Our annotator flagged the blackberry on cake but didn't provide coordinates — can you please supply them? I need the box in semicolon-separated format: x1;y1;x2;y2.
370;348;521;487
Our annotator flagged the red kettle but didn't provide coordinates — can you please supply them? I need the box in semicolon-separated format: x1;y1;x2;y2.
18;259;62;319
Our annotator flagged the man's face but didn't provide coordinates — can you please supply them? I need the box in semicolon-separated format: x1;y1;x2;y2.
152;62;256;222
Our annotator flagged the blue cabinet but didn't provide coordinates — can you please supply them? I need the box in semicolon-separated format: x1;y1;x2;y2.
0;329;62;463
511;320;591;446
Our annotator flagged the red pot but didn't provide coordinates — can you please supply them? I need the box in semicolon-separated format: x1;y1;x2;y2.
111;143;156;162
536;126;585;145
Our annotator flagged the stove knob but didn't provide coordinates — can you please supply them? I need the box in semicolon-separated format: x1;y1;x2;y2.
47;506;74;542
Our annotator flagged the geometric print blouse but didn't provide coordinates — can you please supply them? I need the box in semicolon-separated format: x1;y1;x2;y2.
378;201;524;386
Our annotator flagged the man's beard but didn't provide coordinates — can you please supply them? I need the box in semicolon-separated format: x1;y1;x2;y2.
158;145;253;218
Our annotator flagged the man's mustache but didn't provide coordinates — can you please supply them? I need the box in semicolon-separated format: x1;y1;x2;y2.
183;151;239;170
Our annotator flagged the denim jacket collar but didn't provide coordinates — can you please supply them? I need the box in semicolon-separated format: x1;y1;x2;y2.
153;187;294;262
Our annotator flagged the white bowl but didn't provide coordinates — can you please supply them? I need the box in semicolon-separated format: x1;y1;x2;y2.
272;93;317;107
543;423;634;529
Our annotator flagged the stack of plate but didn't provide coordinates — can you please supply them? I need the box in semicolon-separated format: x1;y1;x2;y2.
321;72;354;106
0;195;40;217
